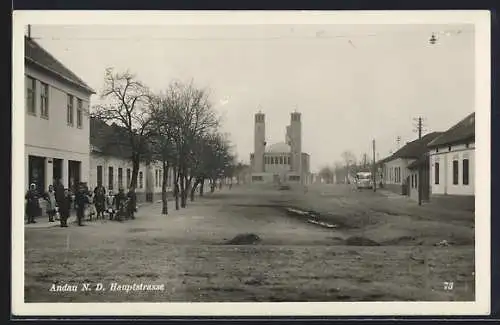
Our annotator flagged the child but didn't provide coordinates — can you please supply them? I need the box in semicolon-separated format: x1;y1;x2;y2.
106;190;115;220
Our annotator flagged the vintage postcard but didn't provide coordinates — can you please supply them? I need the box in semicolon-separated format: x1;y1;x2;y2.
12;10;490;316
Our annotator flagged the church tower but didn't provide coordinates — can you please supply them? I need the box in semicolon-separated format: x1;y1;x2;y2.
290;111;302;178
253;112;266;172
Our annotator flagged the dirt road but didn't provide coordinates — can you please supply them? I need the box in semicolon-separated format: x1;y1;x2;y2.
24;184;475;302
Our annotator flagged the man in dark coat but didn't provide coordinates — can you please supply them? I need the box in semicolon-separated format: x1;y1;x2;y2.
127;187;137;220
25;183;40;224
74;183;88;226
114;188;126;221
58;188;72;227
55;179;65;210
94;185;106;219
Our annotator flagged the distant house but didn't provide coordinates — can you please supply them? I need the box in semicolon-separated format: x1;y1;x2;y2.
89;118;174;202
427;113;475;211
379;132;442;196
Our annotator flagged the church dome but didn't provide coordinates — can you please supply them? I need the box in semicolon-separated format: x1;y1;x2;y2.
266;142;291;153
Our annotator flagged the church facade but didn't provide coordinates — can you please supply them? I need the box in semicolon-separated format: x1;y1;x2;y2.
250;111;310;184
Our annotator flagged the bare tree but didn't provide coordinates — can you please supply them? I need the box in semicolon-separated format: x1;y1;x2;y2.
91;68;153;189
341;150;357;183
156;80;219;208
190;132;233;200
148;94;178;213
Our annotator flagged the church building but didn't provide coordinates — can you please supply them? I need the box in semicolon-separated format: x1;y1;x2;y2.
250;111;310;184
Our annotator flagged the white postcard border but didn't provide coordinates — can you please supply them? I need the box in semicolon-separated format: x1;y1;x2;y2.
12;10;491;316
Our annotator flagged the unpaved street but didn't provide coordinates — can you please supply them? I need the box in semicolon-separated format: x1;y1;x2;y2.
24;184;475;302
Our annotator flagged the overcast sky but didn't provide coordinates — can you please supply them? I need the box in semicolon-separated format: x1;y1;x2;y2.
29;24;475;172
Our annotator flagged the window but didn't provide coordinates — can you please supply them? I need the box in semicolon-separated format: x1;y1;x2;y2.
448;146;452;152
97;166;103;187
411;174;414;188
76;98;83;128
67;94;74;126
434;163;440;185
463;159;469;185
289;175;300;181
465;143;470;149
252;175;263;181
26;76;36;114
415;174;418;189
118;168;123;189
40;82;49;118
139;171;143;189
155;170;159;187
126;168;131;188
159;170;163;186
279;157;283;164
108;167;114;190
452;160;459;185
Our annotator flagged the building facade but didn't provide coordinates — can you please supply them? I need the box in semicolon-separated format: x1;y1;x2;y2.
25;36;95;193
89;118;174;202
427;113;475;211
379;132;442;196
250;111;311;185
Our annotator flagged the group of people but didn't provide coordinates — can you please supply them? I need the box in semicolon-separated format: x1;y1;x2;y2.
25;180;138;227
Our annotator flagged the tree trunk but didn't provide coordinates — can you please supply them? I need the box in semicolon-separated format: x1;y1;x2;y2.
210;179;216;193
173;167;179;210
161;160;168;215
130;153;140;189
190;178;200;201
199;178;205;196
180;171;186;208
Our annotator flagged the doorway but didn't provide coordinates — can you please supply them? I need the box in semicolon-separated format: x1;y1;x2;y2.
53;158;62;186
28;155;45;193
68;160;81;192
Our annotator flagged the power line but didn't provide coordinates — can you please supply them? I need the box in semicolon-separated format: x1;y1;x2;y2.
28;28;472;42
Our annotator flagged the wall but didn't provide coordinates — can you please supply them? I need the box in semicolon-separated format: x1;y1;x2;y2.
89;154;174;202
89;154;148;200
408;169;419;201
25;65;91;155
253;114;265;173
251;172;275;183
429;142;475;196
382;157;415;194
264;153;291;175
290;113;302;174
25;65;92;190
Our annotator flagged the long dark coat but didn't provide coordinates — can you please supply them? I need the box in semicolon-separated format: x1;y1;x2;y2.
25;189;40;217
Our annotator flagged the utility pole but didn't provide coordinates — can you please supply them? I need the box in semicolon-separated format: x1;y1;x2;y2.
413;117;425;206
372;139;377;192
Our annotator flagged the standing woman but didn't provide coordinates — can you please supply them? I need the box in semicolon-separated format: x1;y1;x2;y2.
43;185;57;222
25;183;40;224
94;185;106;219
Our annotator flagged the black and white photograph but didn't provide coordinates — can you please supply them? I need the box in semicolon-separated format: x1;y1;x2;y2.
12;11;490;316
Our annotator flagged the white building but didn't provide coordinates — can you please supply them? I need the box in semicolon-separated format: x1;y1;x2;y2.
89;118;175;202
25;36;95;192
250;111;310;185
427;113;475;210
379;132;442;197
